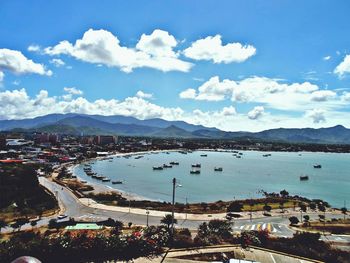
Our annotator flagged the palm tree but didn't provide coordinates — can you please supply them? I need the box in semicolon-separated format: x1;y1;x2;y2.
0;219;8;233
161;214;177;230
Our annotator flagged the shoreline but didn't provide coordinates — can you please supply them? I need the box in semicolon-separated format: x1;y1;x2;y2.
67;148;345;208
68;149;181;201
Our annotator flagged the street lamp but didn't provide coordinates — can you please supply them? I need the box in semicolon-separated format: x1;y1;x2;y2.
171;178;182;239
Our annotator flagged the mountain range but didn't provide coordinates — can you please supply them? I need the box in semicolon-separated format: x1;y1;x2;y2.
1;113;350;144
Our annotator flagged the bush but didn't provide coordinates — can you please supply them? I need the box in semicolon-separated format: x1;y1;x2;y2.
227;202;243;212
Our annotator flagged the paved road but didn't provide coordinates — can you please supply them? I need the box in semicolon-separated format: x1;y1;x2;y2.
3;176;347;244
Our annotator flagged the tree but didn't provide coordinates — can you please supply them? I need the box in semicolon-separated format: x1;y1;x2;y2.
30;220;37;229
161;214;177;230
263;205;272;214
227;202;243;212
341;207;347;220
0;219;8;233
280;189;289;198
303;215;310;225
128;222;133;228
15;218;29;231
48;218;59;230
289;216;299;226
309;202;316;210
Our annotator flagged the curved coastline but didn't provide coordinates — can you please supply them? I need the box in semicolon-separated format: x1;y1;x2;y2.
68;148;349;208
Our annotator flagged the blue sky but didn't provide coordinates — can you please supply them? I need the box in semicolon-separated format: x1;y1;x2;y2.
1;0;350;131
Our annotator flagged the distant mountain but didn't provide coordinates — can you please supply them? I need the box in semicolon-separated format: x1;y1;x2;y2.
252;125;350;144
2;113;350;144
151;125;194;138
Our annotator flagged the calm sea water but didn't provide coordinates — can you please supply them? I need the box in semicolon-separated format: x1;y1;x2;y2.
73;150;350;208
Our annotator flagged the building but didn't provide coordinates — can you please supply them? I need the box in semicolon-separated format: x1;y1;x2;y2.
94;135;117;145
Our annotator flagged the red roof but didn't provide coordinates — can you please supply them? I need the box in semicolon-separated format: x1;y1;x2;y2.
0;159;23;163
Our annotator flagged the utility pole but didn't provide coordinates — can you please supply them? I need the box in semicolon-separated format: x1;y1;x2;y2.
146;209;150;227
171;178;176;239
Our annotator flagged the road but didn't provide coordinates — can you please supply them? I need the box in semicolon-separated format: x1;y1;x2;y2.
3;176;348;245
34;177;297;237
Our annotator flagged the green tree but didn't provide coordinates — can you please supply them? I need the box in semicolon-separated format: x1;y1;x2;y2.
30;220;37;229
289;216;299;226
227;202;243;212
160;214;177;230
280;189;289;198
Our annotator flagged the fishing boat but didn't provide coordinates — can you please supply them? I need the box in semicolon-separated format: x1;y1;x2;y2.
313;164;322;169
153;166;164;170
191;163;201;168
163;164;173;168
170;161;179;165
200;154;208;157
190;169;200;174
102;177;111;182
214;167;223;172
112;180;123;184
300;175;309;181
236;155;241;159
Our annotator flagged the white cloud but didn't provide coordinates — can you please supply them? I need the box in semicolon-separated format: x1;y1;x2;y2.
179;88;197;99
334;55;350;77
63;87;83;95
50;58;65;67
180;76;344;112
221;106;237;116
0;88;183;121
0;48;52;82
323;55;331;61
311;90;336;102
248;106;265;120
183;35;256;63
44;28;193;73
0;71;4;82
27;45;41;52
306;108;326;123
136;90;153;99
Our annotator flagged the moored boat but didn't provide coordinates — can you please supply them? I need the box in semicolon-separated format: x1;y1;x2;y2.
112;180;123;184
190;169;200;174
170;161;179;165
153;166;164;170
214;167;223;172
163;164;173;168
191;163;201;168
300;175;309;181
313;164;322;169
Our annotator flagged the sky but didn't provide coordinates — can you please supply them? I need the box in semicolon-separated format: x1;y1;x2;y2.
1;0;350;132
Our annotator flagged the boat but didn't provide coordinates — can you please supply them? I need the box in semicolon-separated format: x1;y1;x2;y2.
153;166;164;170
313;164;322;169
102;177;111;182
163;164;173;168
300;175;309;181
135;156;144;159
190;169;200;174
112;180;123;184
263;154;271;157
191;163;201;168
200;154;208;157
238;152;243;155
170;161;179;165
236;155;241;159
214;167;223;172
